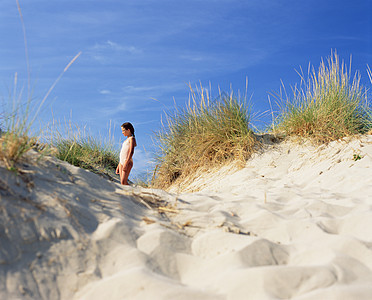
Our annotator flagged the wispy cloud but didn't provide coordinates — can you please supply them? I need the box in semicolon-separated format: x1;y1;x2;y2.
87;40;142;64
93;40;141;54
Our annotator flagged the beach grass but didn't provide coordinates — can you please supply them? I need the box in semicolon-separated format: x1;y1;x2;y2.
48;120;119;179
0;93;119;178
0;131;37;170
367;65;372;135
0;100;119;179
274;52;372;143
0;72;118;177
151;83;257;189
54;138;119;178
0;52;81;171
0;73;43;170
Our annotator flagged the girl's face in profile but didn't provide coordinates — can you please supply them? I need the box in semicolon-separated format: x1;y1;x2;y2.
121;127;131;137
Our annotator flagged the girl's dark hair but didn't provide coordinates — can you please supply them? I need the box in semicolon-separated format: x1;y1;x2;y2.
121;122;135;137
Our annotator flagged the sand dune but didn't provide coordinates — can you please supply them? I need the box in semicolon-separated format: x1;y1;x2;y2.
1;135;372;299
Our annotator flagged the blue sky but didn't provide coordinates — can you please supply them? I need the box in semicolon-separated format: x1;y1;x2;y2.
1;0;371;178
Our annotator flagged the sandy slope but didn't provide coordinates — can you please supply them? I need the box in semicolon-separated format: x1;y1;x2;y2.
1;135;372;299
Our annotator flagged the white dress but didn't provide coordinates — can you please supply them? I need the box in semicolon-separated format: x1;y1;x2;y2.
120;137;134;165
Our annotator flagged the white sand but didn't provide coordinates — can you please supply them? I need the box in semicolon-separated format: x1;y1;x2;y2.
1;135;372;299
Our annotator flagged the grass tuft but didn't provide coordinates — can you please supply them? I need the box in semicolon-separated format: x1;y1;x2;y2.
0;132;36;170
152;84;257;189
0;73;42;170
49;121;119;179
274;52;372;143
54;138;119;175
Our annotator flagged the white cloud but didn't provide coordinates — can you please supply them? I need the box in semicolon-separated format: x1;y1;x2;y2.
99;89;111;95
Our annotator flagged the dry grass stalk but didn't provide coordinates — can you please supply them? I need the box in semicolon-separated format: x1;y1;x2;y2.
142;217;156;224
158;206;179;213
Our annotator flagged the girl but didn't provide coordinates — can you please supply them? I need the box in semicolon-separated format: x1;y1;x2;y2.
116;122;137;185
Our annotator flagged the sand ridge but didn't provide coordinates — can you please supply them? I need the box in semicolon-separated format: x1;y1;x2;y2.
1;135;372;299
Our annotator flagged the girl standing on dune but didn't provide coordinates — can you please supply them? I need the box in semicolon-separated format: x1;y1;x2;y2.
116;122;137;185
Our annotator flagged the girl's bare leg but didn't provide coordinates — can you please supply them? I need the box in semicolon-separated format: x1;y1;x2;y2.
123;160;133;185
118;164;125;184
120;161;133;185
